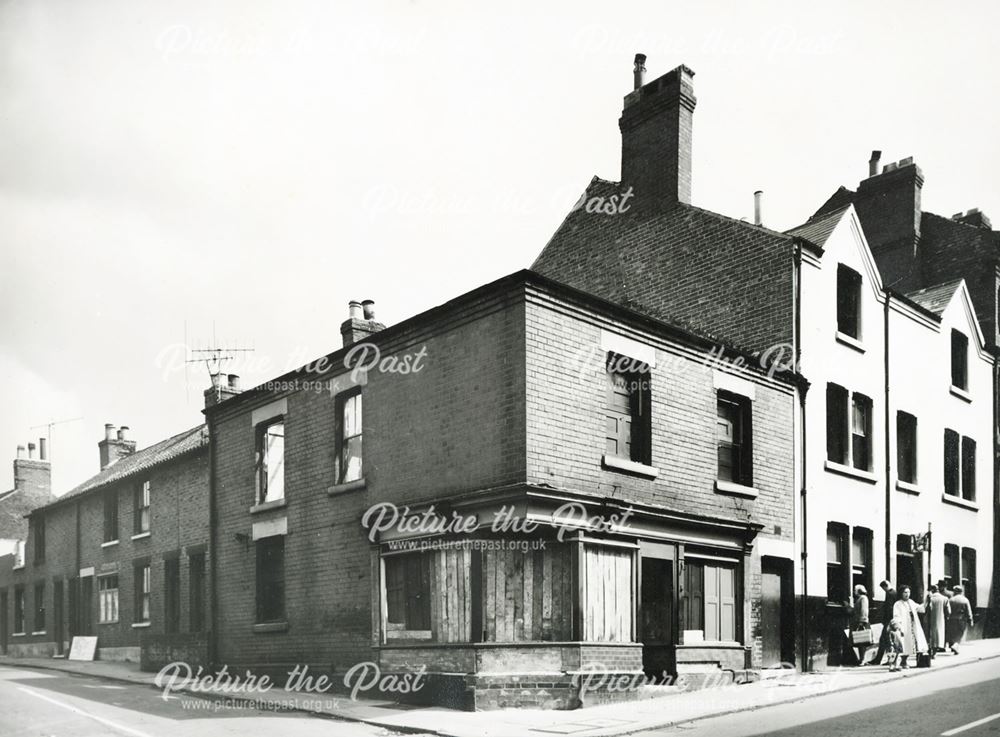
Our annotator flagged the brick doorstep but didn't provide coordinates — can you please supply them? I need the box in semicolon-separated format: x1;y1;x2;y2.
3;641;1000;737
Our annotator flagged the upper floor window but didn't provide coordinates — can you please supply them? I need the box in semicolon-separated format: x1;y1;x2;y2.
32;515;45;564
103;489;119;543
604;353;651;466
336;389;363;484
836;265;862;339
896;411;918;484
255;418;285;504
133;481;151;535
716;391;753;486
944;430;976;501
951;329;968;390
826;384;872;471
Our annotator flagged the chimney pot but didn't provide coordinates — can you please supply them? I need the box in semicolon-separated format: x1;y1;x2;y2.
38;437;47;461
16;445;25;459
362;300;376;320
899;156;913;167
27;442;36;459
868;150;882;177
228;374;241;391
117;426;129;442
104;423;116;441
753;190;763;226
633;53;647;90
348;301;363;320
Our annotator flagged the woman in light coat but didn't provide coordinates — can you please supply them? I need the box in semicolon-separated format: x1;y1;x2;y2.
925;584;950;656
892;585;928;667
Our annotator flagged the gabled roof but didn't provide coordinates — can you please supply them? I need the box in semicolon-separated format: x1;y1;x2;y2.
904;280;963;316
786;205;850;249
42;425;208;509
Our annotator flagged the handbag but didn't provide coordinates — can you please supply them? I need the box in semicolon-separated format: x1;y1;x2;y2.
851;627;875;645
916;652;932;668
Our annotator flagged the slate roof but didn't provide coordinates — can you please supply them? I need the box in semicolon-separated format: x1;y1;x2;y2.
786;205;850;249
532;177;797;356
904;280;963;316
47;424;208;507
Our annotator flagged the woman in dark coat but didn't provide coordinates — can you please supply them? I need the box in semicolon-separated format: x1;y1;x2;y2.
945;585;974;654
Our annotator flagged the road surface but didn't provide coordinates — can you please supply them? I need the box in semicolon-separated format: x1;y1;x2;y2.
0;665;402;737
643;657;1000;736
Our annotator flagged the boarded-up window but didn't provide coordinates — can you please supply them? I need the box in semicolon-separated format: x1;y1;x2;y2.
385;553;431;632
605;353;651;465
951;329;968;390
164;557;180;634
582;546;633;642
189;552;206;632
255;536;284;623
481;545;572;643
685;559;736;642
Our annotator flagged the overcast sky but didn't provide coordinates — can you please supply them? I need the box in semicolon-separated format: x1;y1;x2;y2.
2;0;998;495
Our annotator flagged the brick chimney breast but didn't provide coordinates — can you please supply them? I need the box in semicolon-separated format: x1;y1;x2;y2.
619;61;697;209
98;423;137;470
854;157;924;252
341;300;386;347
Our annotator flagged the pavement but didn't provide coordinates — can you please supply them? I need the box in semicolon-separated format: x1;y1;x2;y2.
3;638;1000;737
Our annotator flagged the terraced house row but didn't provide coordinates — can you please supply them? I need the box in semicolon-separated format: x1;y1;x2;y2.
1;56;997;710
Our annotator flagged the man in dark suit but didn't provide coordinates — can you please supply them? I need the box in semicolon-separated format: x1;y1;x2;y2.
865;580;897;666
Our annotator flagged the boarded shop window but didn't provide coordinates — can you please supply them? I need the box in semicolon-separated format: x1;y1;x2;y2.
336;389;363;484
189;552;206;633
255;536;285;624
99;575;119;623
826;523;849;604
134;481;151;534
951;329;968;390
103;489;119;542
684;559;736;643
384;553;431;634
836;264;862;339
604;353;651;465
717;392;753;486
961;548;977;609
896;411;918;484
134;564;150;623
255;419;285;505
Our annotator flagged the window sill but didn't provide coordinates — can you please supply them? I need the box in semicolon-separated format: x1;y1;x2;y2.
824;460;878;484
386;629;434;641
895;479;920;495
825;601;849;610
949;385;972;403
835;331;865;353
132;622;151;629
11;632;26;637
250;498;287;515
253;621;289;634
99;620;120;625
715;480;758;499
31;631;47;636
328;478;366;496
941;494;978;512
12;564;24;571
131;532;151;541
101;540;120;549
601;454;659;479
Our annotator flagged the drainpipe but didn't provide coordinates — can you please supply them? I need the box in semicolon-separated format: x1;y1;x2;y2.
794;239;810;671
208;419;219;670
992;353;1000;635
884;296;892;585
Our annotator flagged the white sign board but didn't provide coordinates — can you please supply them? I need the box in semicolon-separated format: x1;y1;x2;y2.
68;636;98;661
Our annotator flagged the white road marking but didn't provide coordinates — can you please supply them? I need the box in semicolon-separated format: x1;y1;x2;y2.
942;712;1000;736
16;685;154;737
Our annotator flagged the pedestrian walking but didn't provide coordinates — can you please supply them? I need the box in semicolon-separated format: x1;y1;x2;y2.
925;584;949;658
892;585;928;668
866;580;897;666
945;585;974;654
850;584;872;665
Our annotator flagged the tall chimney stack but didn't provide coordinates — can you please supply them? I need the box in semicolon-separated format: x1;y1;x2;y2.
99;422;136;470
38;437;47;461
13;441;52;502
754;190;763;226
619;59;697;208
868;150;882;178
